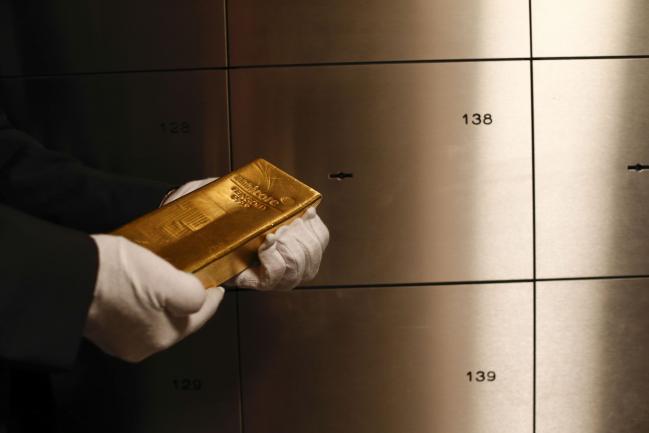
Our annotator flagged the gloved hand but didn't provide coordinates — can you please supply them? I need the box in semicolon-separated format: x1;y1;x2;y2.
85;234;224;363
234;207;329;291
161;177;217;205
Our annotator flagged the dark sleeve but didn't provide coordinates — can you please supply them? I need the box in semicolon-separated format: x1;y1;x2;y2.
0;204;98;370
0;109;172;233
0;108;172;370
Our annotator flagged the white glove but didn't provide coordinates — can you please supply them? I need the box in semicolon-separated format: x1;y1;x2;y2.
234;207;329;291
161;177;218;205
85;234;224;363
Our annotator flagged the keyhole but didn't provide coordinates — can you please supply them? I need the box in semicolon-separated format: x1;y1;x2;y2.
628;163;649;172
329;172;354;181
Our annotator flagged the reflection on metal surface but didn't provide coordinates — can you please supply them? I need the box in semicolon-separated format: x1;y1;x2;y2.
0;71;229;184
239;284;533;433
231;62;533;286
533;1;649;57
228;0;529;65
0;1;226;75
52;294;240;433
538;278;649;433
535;59;649;279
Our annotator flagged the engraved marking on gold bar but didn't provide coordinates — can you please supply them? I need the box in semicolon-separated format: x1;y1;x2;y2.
231;174;284;211
230;185;267;210
157;202;216;241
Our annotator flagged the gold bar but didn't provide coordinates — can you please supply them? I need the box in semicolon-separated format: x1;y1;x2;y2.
112;159;322;287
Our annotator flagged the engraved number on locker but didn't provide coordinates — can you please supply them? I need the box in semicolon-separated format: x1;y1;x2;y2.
462;113;494;125
466;371;497;382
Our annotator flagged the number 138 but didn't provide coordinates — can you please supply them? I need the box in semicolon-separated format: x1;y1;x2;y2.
462;113;493;125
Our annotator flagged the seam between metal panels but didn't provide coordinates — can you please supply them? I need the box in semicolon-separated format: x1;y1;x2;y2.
529;0;537;431
226;274;649;292
223;2;246;433
5;55;649;80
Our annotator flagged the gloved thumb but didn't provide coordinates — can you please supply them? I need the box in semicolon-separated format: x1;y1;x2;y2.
182;287;226;335
234;241;287;290
162;272;208;316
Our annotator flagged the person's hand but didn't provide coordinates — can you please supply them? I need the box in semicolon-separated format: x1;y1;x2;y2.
161;177;217;206
234;207;329;291
85;234;224;363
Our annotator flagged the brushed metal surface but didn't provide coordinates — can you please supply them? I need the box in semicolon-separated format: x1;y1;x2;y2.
533;1;649;57
231;62;533;286
228;0;529;65
538;278;649;433
0;1;226;76
239;284;533;433
52;293;240;433
0;71;229;184
535;59;649;279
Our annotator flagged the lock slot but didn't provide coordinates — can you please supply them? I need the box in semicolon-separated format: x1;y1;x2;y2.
329;172;354;181
627;164;649;172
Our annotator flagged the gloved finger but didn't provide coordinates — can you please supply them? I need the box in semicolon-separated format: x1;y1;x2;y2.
161;287;225;353
262;225;287;248
233;267;263;289
302;207;330;250
182;286;225;335
235;243;287;290
162;272;208;317
120;237;207;315
283;217;323;281
274;231;310;290
163;177;218;205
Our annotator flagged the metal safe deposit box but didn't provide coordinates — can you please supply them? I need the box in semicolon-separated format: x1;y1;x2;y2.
2;1;649;432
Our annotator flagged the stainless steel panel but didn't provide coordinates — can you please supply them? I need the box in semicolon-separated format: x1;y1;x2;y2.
1;71;229;184
228;0;529;65
538;278;649;433
533;1;649;57
239;283;533;433
0;2;226;76
231;62;533;286
52;293;240;433
535;59;649;279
